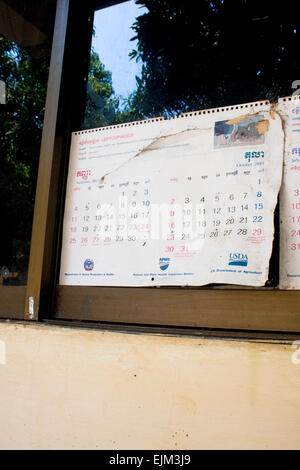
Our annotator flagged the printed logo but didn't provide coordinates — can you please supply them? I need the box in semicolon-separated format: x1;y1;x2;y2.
228;253;248;267
292;107;300;115
77;169;91;180
159;257;170;271
84;259;94;271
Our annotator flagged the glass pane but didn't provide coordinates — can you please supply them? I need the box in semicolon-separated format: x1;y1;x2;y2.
74;0;299;289
0;0;56;285
83;0;299;128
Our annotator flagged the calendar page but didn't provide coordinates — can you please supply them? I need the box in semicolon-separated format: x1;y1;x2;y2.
279;96;300;289
59;100;284;287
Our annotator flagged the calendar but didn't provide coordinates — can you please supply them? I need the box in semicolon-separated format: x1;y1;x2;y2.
279;96;300;289
59;100;284;287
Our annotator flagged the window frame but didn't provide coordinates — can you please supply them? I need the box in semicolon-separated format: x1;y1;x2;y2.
1;0;300;338
0;0;62;318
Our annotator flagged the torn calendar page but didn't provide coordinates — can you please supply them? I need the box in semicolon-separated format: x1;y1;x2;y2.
59;100;284;287
279;96;300;289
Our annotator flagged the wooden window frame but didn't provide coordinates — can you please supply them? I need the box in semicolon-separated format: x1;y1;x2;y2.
0;0;65;319
1;0;300;337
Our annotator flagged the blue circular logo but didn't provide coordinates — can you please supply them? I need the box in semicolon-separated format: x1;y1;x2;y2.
84;259;94;271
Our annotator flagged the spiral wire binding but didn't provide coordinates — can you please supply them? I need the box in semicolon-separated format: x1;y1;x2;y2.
73;97;300;136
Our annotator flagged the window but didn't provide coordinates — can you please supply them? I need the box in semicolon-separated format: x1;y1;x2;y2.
0;0;56;317
2;0;300;337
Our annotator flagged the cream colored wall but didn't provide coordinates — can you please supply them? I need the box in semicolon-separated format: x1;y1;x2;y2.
0;321;299;450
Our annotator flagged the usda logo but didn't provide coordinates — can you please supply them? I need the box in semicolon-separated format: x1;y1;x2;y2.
228;253;248;267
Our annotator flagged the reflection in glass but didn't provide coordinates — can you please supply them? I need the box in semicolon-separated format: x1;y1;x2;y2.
84;0;299;128
0;0;55;285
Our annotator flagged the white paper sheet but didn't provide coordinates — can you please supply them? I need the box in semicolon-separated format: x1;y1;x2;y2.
279;96;300;289
59;100;284;287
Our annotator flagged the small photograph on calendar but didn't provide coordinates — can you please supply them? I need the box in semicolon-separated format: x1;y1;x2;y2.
214;115;265;149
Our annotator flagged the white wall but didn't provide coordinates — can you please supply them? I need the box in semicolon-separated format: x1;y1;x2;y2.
0;321;299;449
